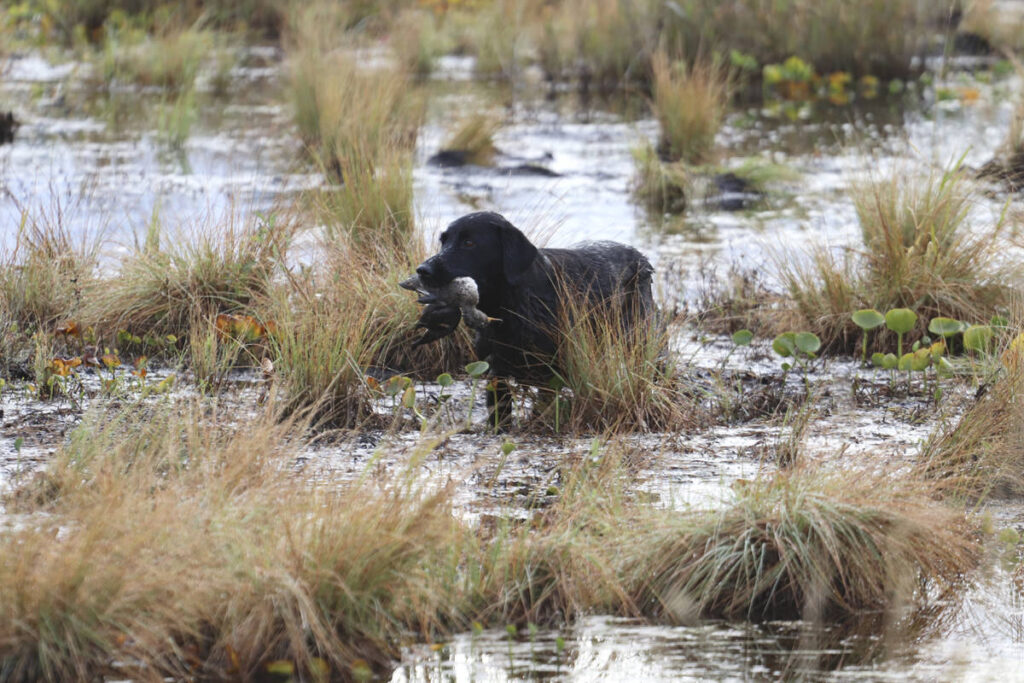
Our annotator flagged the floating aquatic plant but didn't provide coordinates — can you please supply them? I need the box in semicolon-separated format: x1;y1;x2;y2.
885;308;917;358
852;308;885;363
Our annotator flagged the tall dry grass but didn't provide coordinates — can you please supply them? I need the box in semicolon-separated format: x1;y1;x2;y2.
0;402;468;682
650;51;730;165
630;143;689;214
287;5;422;173
441;113;501;166
0;406;981;680
779;162;1022;352
536;0;661;89
265;234;471;428
287;3;423;251
631;463;978;622
82;212;290;342
310;147;417;252
34;0;292;43
0;210;99;335
919;357;1024;498
547;285;695;433
98;24;213;90
660;0;937;79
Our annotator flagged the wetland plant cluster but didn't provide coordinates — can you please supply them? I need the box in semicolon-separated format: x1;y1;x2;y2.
0;406;981;681
0;1;1023;681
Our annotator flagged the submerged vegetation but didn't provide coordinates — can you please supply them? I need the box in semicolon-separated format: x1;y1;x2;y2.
3;0;1024;680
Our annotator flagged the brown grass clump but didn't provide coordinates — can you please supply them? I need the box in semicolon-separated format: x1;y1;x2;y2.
0;210;99;335
310;146;417;253
33;0;292;43
390;7;450;77
287;5;423;176
287;4;423;252
266;234;471;428
0;402;469;682
468;448;642;623
535;277;699;433
918;357;1024;498
464;0;536;80
98;25;213;90
631;464;978;622
82;212;289;342
441;113;501;166
0;408;983;680
650;51;730;165
779;161;1022;353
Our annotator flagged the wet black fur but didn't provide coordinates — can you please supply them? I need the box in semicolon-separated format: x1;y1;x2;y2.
416;211;655;424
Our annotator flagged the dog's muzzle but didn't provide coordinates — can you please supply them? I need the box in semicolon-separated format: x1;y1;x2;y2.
415;255;450;288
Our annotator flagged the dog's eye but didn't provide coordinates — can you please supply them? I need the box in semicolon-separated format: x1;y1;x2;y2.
462;239;475;248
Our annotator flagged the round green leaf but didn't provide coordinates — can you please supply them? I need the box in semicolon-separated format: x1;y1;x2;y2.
465;361;490;377
963;324;994;353
772;333;796;358
437;372;453;387
882;353;898;370
851;309;885;330
731;329;754;346
885;308;918;335
794;332;821;355
898;352;914;372
927;317;962;338
870;352;886;367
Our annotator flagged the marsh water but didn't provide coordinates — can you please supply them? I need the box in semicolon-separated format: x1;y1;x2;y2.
2;48;1024;680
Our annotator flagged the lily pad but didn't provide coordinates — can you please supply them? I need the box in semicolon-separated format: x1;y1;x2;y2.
794;332;821;355
852;309;885;330
772;332;796;357
731;329;754;346
465;361;490;377
885;308;917;335
928;317;962;338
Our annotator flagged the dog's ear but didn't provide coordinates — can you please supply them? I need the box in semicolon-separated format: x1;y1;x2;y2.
497;220;538;284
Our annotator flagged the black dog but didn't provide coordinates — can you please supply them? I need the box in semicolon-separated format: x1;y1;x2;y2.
415;211;655;425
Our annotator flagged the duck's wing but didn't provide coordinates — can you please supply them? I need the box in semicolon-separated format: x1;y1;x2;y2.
412;303;462;346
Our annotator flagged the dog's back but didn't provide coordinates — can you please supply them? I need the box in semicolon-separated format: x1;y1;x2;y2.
477;240;654;381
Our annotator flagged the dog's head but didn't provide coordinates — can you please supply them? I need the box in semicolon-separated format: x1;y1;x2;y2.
416;212;538;295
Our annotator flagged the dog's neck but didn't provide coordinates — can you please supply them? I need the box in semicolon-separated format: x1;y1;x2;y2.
478;252;552;316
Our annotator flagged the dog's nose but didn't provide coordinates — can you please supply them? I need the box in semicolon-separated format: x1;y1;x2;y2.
417;257;449;287
416;263;434;281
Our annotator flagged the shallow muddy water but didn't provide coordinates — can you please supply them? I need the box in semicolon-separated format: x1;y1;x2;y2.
2;47;1024;681
393;583;1024;682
